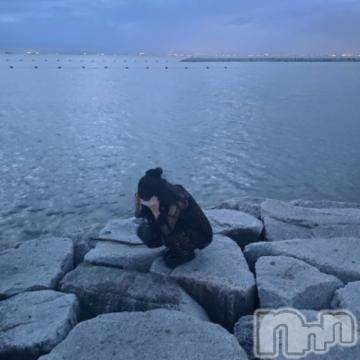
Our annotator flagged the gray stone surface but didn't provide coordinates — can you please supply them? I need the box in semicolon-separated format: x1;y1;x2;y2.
0;290;79;360
263;216;312;242
214;196;268;218
244;237;360;283
262;199;360;223
316;343;360;360
291;199;360;209
60;263;208;321
261;199;360;241
234;315;256;360
204;209;263;248
234;311;360;360
255;256;343;309
97;217;143;245
151;235;256;329
332;281;360;330
68;224;101;265
39;310;248;360
0;237;74;299
84;241;164;272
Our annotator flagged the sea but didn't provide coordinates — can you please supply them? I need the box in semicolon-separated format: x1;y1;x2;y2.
1;54;359;247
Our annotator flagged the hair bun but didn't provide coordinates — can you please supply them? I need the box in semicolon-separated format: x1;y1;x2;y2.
145;167;163;179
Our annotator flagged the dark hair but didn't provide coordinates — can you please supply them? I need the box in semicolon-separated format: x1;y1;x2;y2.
137;167;179;206
145;167;163;179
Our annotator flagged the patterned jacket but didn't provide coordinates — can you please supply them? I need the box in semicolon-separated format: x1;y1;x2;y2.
135;185;212;249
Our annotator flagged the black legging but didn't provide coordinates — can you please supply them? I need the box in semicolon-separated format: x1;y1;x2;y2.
137;222;211;255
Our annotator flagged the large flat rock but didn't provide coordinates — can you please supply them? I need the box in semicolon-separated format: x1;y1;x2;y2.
263;216;312;241
60;263;208;321
256;256;343;309
151;235;256;329
234;311;360;359
332;281;360;330
261;199;360;241
84;241;164;272
262;199;360;224
0;290;79;360
244;237;360;283
291;199;360;209
204;209;263;248
97;217;143;245
214;196;269;218
39;310;248;360
0;237;74;299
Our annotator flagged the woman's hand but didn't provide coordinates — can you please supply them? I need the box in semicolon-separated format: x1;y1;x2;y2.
148;196;160;219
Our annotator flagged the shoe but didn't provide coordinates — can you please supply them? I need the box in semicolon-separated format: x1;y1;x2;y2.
163;250;195;269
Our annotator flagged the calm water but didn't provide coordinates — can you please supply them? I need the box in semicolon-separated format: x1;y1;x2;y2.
1;54;360;248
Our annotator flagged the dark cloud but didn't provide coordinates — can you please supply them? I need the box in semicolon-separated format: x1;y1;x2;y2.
0;0;359;54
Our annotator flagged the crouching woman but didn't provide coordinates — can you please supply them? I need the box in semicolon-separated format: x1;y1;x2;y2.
135;167;213;268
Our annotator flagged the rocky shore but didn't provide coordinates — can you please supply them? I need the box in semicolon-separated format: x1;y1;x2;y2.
1;198;360;359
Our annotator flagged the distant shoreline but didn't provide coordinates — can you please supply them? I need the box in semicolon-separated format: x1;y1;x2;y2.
181;57;360;63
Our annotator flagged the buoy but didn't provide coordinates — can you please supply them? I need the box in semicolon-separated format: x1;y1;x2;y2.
58;66;62;69
146;66;150;69
165;66;168;69
206;66;210;69
34;66;38;69
125;66;129;69
82;66;86;69
104;66;108;69
9;65;14;69
224;66;228;69
184;66;188;69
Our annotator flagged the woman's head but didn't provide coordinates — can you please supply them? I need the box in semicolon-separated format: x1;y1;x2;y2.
137;167;163;201
137;167;178;205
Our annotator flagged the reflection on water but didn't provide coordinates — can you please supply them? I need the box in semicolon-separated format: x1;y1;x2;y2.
1;55;360;248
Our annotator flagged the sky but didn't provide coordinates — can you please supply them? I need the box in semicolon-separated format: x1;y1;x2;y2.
0;0;359;55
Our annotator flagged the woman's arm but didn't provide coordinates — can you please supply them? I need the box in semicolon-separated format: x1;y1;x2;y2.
156;203;182;237
149;196;189;237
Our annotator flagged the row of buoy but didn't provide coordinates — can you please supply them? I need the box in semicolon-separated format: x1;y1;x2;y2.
4;59;168;63
6;66;228;69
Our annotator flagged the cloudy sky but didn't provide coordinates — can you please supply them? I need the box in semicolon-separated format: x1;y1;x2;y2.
0;0;359;55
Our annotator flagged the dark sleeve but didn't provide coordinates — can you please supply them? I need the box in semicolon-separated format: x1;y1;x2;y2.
135;204;144;218
156;197;188;237
135;205;154;219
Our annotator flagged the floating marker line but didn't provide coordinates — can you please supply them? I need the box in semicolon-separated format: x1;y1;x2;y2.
1;65;230;70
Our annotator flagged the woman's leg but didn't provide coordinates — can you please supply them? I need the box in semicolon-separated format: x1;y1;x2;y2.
162;231;196;268
182;228;212;250
137;223;162;248
164;231;196;254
